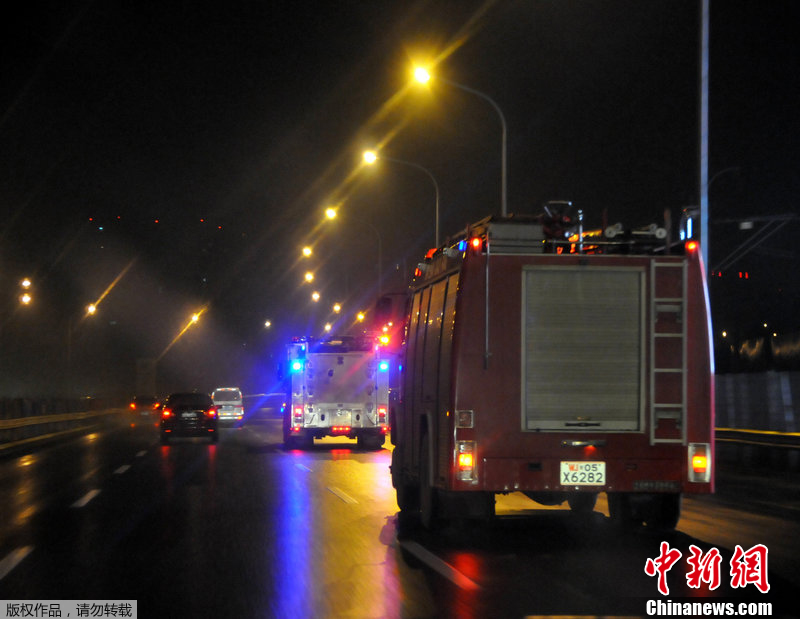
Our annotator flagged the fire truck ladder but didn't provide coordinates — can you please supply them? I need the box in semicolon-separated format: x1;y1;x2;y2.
649;260;688;445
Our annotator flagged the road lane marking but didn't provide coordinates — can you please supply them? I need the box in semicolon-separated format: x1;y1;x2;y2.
0;546;33;581
114;464;131;475
399;541;481;591
71;489;101;508
136;450;146;457
327;486;358;504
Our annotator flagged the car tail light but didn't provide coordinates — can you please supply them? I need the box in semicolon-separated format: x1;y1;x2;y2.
456;441;476;481
161;408;173;418
205;406;218;418
129;402;136;410
688;443;711;483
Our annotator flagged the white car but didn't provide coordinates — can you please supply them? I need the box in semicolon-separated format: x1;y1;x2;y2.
212;387;244;423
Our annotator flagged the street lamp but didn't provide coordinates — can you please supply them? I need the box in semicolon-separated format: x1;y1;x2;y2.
363;149;441;247
414;66;508;218
325;207;383;296
19;278;33;306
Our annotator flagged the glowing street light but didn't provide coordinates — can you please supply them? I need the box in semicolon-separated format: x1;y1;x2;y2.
304;271;315;283
413;66;507;217
363;149;440;247
414;67;431;84
302;246;313;257
86;304;97;315
311;291;320;302
19;277;33;305
332;303;341;314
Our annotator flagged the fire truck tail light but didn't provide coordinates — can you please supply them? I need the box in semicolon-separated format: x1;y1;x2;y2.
456;441;476;481
688;443;711;483
377;406;387;424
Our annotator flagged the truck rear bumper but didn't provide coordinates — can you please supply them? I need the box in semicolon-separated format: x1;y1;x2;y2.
472;457;712;494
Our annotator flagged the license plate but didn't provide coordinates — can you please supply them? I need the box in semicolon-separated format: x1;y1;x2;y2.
560;461;605;486
181;412;197;419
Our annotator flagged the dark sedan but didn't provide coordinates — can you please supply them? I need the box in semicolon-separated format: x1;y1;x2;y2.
160;392;218;444
129;395;160;416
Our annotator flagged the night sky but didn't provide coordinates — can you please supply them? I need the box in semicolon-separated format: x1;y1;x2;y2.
1;1;798;396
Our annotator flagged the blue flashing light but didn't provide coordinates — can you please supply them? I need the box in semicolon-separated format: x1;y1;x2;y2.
378;360;389;372
458;239;467;252
290;360;304;373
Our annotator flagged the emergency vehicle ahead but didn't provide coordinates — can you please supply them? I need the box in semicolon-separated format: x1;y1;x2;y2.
390;211;714;530
283;335;390;450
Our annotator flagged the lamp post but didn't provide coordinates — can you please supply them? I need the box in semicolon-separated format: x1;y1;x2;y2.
414;67;507;218
325;207;383;296
363;150;441;247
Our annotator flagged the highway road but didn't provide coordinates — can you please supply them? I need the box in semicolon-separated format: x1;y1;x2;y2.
0;410;796;618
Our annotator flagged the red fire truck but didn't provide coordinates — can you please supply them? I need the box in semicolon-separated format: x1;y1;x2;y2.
390;211;714;530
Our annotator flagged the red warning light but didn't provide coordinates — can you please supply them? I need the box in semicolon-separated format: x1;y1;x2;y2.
685;241;699;253
470;237;482;250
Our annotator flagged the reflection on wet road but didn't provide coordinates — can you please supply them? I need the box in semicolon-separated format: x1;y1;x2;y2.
0;414;796;617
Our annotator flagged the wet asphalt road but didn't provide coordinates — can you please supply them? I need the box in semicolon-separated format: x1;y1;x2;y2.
0;411;797;618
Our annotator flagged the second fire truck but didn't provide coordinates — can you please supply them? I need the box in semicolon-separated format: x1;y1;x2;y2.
283;334;390;450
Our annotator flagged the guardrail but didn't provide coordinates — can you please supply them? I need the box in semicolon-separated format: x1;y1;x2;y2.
0;398;125;455
716;427;800;448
